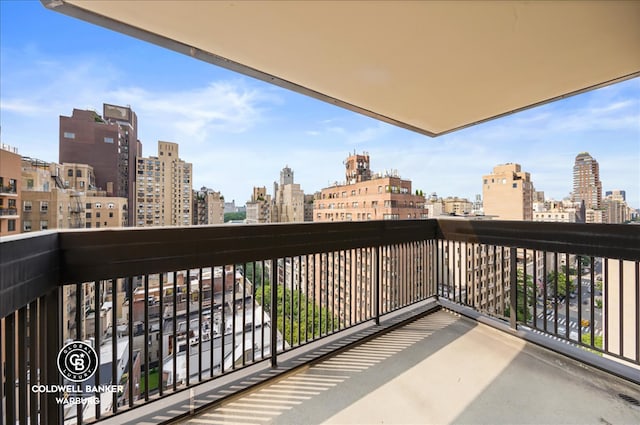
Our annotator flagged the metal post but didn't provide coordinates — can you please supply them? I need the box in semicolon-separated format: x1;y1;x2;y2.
270;258;278;368
44;288;61;425
509;247;517;330
375;245;381;326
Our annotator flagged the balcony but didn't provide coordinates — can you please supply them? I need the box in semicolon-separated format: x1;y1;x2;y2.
1;220;638;425
0;208;19;218
0;186;18;196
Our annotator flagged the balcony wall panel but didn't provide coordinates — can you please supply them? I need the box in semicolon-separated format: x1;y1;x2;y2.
0;232;59;318
57;221;438;283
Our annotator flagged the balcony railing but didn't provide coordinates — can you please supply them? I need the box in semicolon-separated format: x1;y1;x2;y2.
0;208;18;217
0;186;18;195
1;219;638;425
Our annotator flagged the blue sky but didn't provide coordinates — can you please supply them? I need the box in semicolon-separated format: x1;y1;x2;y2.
2;1;639;209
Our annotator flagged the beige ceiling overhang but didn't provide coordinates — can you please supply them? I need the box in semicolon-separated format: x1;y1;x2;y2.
42;1;640;137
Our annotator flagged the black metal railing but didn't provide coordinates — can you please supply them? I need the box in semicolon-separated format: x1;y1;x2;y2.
0;208;18;217
1;219;638;425
434;220;640;367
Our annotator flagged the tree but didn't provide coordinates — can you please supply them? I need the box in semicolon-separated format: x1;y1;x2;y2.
546;270;576;298
255;279;336;346
578;256;591;274
246;262;355;345
224;212;246;222
506;269;534;322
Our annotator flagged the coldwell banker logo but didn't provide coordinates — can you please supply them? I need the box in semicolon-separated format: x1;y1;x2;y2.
32;341;121;406
57;341;98;382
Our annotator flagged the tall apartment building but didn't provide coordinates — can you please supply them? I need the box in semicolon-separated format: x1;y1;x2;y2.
313;152;426;222
0;144;21;236
309;153;427;320
572;152;602;210
303;194;315;222
482;163;534;220
272;166;305;223
135;141;193;227
193;187;224;225
439;238;511;316
603;190;633;224
60;104;142;225
246;187;272;224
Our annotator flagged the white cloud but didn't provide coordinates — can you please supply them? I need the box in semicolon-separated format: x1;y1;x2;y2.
107;81;279;144
346;122;391;145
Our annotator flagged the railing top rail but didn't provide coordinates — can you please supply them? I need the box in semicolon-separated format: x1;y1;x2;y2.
2;219;639;318
57;220;438;282
436;219;640;261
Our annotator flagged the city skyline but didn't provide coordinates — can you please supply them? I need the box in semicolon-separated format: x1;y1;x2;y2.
1;1;639;209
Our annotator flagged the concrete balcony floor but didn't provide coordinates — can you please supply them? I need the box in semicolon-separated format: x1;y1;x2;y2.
178;310;640;425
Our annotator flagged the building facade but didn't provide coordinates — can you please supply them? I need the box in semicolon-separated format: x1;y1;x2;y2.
21;158;128;231
193;187;224;225
135;141;193;227
309;153;427;319
272;166;306;223
442;196;473;215
246;187;272;224
0;144;21;236
482;163;534;221
59;104;142;225
313;153;426;222
572;152;602;210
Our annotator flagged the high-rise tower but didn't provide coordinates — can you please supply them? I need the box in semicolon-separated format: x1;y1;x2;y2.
134;141;192;227
59;104;142;225
572;152;602;210
273;166;305;223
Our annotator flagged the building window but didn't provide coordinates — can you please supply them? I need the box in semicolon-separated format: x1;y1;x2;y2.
8;219;16;232
512;183;518;188
80;181;85;188
23;201;32;211
86;222;91;228
63;132;75;139
108;203;115;209
76;170;82;177
109;212;114;218
23;221;32;232
40;221;48;230
86;203;92;209
96;212;101;218
95;203;102;208
378;186;383;193
86;212;92;219
8;199;16;208
96;222;101;228
67;169;73;177
104;137;114;144
40;201;48;212
26;179;34;189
